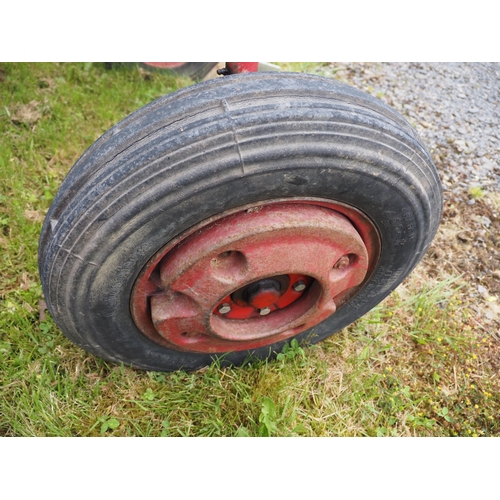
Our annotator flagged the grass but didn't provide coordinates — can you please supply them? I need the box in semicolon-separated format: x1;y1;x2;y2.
1;62;499;437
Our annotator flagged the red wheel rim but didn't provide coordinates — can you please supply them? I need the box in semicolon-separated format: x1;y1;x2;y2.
131;199;380;353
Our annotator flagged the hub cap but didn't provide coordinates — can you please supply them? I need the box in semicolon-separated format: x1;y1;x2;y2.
131;201;379;353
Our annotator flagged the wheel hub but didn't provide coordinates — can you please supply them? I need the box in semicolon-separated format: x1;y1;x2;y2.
219;274;307;319
131;201;378;353
241;277;283;308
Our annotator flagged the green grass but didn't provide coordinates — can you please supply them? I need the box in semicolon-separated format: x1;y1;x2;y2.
1;63;498;437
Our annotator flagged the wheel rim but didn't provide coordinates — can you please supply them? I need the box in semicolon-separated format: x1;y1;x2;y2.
131;199;380;353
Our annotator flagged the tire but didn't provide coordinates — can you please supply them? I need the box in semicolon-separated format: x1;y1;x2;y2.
38;72;442;372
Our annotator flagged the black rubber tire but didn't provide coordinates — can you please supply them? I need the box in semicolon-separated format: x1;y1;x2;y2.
38;72;442;372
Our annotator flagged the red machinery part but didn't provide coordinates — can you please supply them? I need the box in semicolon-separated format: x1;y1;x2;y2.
225;62;259;74
142;62;259;74
141;62;259;76
131;200;378;353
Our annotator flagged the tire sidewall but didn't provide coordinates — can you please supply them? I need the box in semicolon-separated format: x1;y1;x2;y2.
65;162;423;371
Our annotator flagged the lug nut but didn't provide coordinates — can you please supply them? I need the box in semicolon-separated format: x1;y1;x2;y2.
293;280;306;292
218;303;231;314
333;255;350;269
259;307;271;316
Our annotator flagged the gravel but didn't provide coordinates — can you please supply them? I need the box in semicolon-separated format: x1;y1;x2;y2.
312;62;500;317
328;62;500;200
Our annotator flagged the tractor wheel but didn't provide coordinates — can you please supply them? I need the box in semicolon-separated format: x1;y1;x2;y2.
38;72;442;371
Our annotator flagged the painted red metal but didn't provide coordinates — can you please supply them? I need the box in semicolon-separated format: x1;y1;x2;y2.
225;62;259;74
214;273;313;320
131;200;379;354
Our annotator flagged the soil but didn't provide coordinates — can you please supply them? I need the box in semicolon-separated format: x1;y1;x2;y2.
327;62;500;331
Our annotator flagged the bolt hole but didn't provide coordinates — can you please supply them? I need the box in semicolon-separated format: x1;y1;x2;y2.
348;254;358;266
210;250;248;281
181;332;209;340
181;331;202;338
333;254;356;270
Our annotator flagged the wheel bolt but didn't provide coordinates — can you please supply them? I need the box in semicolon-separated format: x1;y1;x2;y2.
259;307;271;316
333;255;350;269
293;280;306;292
218;303;231;314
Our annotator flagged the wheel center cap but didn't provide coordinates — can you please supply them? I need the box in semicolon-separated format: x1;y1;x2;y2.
242;278;282;308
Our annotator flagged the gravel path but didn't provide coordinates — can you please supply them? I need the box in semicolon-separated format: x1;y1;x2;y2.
331;62;500;199
320;62;500;324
